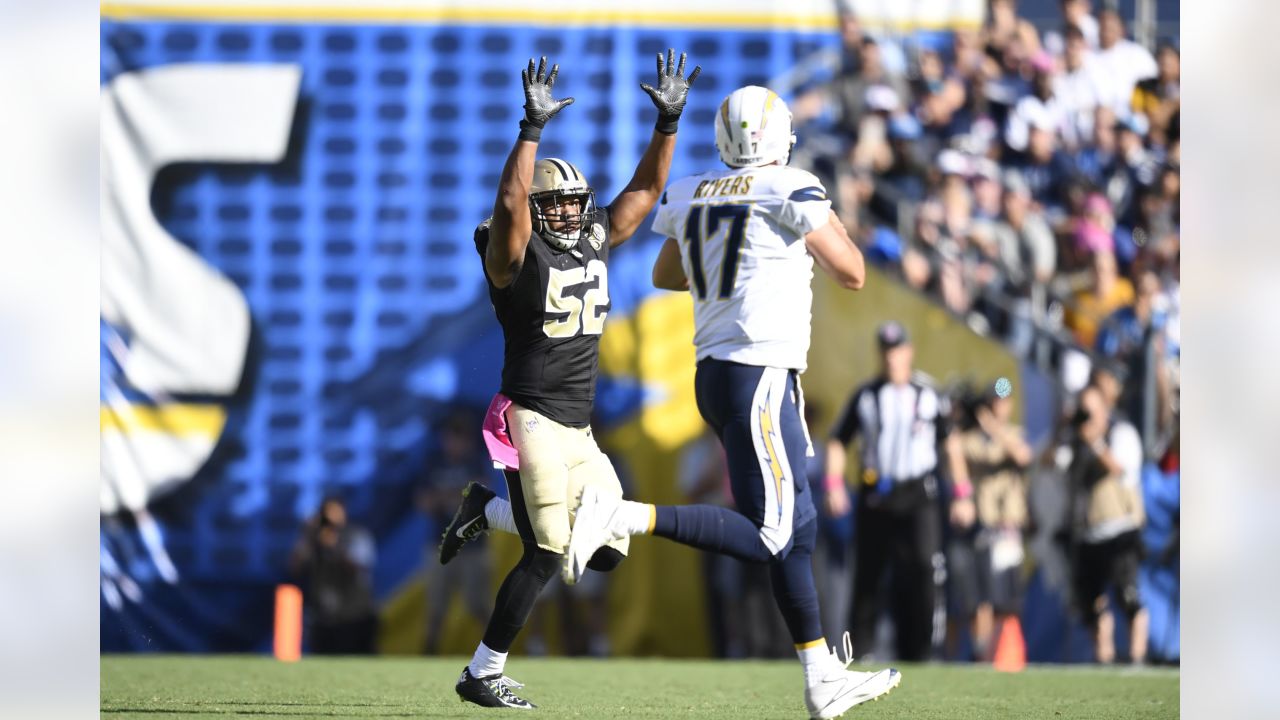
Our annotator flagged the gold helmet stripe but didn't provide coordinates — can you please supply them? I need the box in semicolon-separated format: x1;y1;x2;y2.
761;89;779;131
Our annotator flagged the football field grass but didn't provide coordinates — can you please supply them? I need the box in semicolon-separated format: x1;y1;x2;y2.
101;655;1178;719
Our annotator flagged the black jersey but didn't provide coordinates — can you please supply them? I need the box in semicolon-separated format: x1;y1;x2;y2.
474;208;612;427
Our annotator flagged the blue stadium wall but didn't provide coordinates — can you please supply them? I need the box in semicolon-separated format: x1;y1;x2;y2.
100;12;844;652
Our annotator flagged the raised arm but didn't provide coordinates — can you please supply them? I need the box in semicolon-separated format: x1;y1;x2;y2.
805;209;866;290
608;49;700;247
486;57;574;288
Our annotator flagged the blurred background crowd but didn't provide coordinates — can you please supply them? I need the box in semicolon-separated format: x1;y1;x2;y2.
790;0;1179;456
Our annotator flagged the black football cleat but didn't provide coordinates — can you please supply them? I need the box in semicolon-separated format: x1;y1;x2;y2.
455;666;536;709
439;481;496;565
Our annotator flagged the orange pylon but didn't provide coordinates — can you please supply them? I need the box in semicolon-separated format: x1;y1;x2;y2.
993;616;1027;672
273;584;303;662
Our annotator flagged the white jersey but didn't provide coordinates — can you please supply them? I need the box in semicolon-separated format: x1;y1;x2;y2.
652;165;832;371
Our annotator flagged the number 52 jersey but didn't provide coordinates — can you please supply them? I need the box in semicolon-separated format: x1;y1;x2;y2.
652;165;833;372
474;208;612;428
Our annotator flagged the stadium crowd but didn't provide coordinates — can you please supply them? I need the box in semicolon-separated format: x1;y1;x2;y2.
793;2;1178;449
783;0;1178;664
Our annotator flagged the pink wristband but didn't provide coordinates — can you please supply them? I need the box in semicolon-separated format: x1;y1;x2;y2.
823;473;844;493
953;482;973;500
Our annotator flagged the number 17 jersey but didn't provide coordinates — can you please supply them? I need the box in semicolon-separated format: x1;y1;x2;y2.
652;165;832;372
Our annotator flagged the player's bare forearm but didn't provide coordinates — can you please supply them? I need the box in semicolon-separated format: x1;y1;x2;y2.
652;236;688;290
487;56;573;287
486;140;537;288
609;131;677;246
825;439;847;481
806;211;865;290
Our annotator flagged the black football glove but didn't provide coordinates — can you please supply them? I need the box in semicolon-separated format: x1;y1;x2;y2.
519;56;574;142
641;49;701;135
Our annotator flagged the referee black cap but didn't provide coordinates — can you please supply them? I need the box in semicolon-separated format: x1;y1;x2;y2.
877;321;910;350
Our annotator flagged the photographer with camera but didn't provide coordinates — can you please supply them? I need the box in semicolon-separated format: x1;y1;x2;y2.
946;385;1033;661
1065;374;1147;664
289;495;377;654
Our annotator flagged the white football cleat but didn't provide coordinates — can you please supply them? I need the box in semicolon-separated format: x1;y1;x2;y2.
563;485;622;585
804;633;902;719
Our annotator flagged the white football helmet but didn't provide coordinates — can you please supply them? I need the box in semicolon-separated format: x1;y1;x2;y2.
529;158;595;251
715;85;797;168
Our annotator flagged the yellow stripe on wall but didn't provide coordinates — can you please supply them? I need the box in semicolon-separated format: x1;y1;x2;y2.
100;402;227;439
101;3;844;29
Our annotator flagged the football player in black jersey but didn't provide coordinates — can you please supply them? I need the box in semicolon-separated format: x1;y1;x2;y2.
450;51;699;709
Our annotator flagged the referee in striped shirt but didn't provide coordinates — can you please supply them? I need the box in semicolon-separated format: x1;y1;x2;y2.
824;321;974;661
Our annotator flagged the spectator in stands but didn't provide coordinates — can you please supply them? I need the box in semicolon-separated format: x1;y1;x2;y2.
1053;25;1104;151
1096;269;1175;457
984;0;1042;61
1073;106;1117;191
1104;113;1158;230
948;386;1032;661
1065;250;1133;348
417;408;493;654
1009;106;1075;219
1005;51;1062;154
903;151;982;317
868;114;930;223
290;495;378;654
915;48;970;148
1066;381;1147;664
1131;41;1179;148
1092;9;1157;115
1060;0;1099;49
832;38;911;143
986;170;1056;355
1071;192;1117;265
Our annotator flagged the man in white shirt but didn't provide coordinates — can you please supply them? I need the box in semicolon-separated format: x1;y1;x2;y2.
1053;25;1105;151
1061;0;1100;48
1092;9;1157;116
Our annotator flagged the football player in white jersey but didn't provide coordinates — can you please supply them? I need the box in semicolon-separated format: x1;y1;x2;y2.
565;86;902;719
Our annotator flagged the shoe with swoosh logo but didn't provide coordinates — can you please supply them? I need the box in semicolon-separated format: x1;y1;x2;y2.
439;481;495;565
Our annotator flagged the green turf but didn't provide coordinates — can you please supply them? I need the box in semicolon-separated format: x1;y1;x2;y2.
101;655;1178;719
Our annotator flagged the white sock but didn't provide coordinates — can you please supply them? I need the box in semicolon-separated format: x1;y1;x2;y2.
484;498;517;535
613;500;655;536
468;641;507;679
798;641;833;687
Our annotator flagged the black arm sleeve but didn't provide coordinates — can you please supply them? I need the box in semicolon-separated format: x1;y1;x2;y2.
934;392;953;444
830;390;863;446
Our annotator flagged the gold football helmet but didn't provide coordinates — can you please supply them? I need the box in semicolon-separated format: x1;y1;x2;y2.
529;158;595;251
